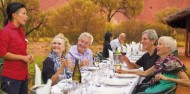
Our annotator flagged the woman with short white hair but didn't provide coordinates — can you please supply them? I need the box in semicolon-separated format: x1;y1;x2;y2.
117;36;188;93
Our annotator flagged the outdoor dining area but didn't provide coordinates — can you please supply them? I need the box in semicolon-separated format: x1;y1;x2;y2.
31;42;145;94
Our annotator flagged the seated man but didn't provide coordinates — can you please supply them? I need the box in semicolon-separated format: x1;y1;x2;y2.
110;33;126;52
121;29;159;83
68;32;94;67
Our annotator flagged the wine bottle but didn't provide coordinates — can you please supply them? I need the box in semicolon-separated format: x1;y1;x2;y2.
72;59;81;83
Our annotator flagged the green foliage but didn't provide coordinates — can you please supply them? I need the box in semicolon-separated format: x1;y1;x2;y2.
125;0;144;18
155;7;179;24
149;23;174;36
115;19;149;43
114;19;178;43
0;0;47;39
47;0;107;43
92;0;144;22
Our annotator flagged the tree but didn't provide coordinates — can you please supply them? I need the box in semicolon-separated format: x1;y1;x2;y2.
48;0;107;43
155;7;179;24
91;0;144;22
0;0;47;36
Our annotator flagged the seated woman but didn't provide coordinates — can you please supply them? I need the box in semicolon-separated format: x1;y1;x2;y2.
117;36;189;93
102;32;113;58
42;33;73;85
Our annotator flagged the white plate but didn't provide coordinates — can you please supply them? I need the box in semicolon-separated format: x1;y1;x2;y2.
104;78;130;86
87;67;97;71
93;88;125;94
115;73;137;78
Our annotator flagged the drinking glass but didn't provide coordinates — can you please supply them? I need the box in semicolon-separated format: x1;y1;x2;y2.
121;47;127;56
93;57;100;69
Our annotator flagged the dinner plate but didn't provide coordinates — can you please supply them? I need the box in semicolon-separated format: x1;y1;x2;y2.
103;78;130;86
93;88;125;94
87;67;97;71
115;73;137;78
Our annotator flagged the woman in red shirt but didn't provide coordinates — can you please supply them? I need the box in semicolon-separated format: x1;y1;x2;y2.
0;2;34;94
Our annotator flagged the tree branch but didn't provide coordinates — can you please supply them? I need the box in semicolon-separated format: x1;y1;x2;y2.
110;9;119;20
0;0;5;16
117;10;131;19
25;22;42;36
27;8;38;12
0;8;5;17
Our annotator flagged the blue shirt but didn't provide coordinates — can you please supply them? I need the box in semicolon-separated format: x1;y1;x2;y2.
67;45;93;66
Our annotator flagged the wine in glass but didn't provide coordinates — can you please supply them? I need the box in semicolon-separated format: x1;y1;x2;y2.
121;47;127;56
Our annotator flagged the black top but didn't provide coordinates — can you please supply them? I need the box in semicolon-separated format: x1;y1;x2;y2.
102;42;112;58
42;57;55;84
136;49;159;83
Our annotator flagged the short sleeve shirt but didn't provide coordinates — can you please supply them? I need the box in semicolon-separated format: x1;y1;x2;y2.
0;21;28;80
136;49;159;82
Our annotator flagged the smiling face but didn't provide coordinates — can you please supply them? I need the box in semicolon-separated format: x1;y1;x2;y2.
13;8;28;26
141;34;155;51
118;33;126;44
156;38;170;57
77;37;91;54
51;38;65;56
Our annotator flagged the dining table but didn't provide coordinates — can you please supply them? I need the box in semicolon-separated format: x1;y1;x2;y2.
51;62;143;94
51;47;145;94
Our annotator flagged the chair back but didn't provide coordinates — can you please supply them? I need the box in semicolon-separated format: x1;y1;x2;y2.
31;79;52;94
31;64;52;94
35;64;42;86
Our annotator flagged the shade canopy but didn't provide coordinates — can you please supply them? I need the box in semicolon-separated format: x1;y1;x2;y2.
166;7;190;29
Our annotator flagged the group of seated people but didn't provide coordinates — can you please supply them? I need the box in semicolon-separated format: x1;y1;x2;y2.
42;29;190;94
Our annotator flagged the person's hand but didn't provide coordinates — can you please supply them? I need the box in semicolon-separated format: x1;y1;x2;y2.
120;55;125;62
155;73;168;81
80;59;90;67
65;59;74;70
116;69;128;74
120;55;129;63
60;58;67;68
22;55;34;64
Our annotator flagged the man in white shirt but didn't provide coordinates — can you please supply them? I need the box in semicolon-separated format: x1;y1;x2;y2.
110;33;126;52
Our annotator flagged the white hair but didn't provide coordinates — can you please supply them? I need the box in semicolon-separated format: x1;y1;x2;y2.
158;36;177;53
78;32;94;45
142;29;158;41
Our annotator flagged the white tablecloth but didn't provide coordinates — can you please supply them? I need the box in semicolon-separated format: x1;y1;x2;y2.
51;72;140;94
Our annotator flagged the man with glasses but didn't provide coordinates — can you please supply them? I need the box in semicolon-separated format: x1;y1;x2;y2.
110;33;126;52
68;32;94;67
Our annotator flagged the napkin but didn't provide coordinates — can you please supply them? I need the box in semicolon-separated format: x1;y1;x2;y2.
93;88;125;94
108;49;113;61
36;79;52;94
104;78;130;86
34;64;42;87
115;73;137;78
32;64;52;94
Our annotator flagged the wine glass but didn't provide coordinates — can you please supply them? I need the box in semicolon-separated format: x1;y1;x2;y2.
121;47;127;56
93;57;100;69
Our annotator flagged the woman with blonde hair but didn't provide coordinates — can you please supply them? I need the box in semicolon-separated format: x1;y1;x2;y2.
42;33;73;85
